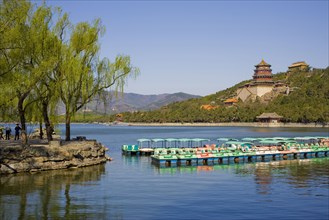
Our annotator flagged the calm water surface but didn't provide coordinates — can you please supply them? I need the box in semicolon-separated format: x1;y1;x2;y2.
1;124;329;220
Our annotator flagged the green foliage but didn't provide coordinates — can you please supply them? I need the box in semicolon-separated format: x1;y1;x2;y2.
0;0;139;140
119;68;329;124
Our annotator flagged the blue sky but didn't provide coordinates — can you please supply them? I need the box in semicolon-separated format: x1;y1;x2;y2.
43;0;328;96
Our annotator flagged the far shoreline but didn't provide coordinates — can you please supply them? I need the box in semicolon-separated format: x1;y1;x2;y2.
2;122;328;129
101;122;329;128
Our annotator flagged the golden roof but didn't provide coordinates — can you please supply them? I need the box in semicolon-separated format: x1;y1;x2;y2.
288;61;308;68
255;59;271;67
255;59;271;68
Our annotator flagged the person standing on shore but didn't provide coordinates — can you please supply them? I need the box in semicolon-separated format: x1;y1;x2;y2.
5;125;11;140
14;124;21;140
0;127;4;140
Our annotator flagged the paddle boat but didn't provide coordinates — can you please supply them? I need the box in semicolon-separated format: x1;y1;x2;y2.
175;148;198;165
195;147;214;164
123;136;329;167
151;147;178;166
121;144;139;155
137;138;154;155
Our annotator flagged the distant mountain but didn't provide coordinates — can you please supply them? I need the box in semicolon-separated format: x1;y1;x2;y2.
81;92;201;114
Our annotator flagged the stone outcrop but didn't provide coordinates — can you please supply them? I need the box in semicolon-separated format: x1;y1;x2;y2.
0;139;111;175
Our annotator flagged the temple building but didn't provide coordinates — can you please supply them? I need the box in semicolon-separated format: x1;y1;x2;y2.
288;61;309;72
224;98;238;106
256;112;283;123
236;59;277;102
253;59;274;84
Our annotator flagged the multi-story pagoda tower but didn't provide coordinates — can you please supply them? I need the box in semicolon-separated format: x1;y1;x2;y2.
253;59;274;84
236;59;277;102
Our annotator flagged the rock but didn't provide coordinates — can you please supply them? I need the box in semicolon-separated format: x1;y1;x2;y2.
0;139;110;175
49;140;61;148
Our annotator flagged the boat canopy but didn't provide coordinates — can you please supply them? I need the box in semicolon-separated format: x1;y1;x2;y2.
294;136;320;140
164;138;179;147
165;138;179;142
137;138;151;143
178;138;192;142
217;138;239;141
257;138;275;141
151;138;165;148
151;138;165;142
259;140;281;143
258;140;297;145
241;137;258;141
191;138;210;147
137;138;151;147
282;140;297;144
192;138;210;142
224;141;254;147
271;137;288;140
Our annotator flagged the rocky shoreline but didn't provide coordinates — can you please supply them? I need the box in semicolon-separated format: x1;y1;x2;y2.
0;139;111;175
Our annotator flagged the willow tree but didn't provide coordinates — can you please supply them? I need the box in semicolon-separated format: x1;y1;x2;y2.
30;7;66;141
0;0;31;78
1;0;66;144
1;0;139;141
0;0;35;134
57;19;139;140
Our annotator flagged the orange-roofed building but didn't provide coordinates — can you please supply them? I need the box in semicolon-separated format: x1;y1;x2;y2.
200;105;219;110
224;98;238;106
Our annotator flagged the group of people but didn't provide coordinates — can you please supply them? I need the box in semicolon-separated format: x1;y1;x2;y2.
0;124;22;140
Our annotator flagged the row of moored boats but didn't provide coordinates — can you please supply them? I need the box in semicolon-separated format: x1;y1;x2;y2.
121;136;329;166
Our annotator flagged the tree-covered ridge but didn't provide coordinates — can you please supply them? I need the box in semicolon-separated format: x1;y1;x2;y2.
120;68;329;124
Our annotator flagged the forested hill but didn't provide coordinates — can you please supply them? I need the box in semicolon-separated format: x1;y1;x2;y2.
119;67;329;124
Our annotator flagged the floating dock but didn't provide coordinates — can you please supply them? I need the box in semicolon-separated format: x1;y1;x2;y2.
150;148;329;167
122;136;329;167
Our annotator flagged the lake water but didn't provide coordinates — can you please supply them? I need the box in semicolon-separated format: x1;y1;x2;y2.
1;124;329;219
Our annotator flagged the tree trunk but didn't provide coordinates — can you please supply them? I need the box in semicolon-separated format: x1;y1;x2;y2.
18;94;28;146
65;112;71;141
39;122;43;139
42;101;53;141
18;96;26;131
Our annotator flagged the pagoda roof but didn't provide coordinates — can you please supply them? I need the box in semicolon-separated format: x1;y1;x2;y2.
255;59;271;67
288;61;308;68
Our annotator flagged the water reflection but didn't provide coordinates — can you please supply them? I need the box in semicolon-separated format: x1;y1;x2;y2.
249;126;328;133
153;158;329;195
253;158;329;195
0;164;106;219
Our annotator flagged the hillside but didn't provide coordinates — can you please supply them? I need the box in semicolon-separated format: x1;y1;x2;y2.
118;67;329;124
